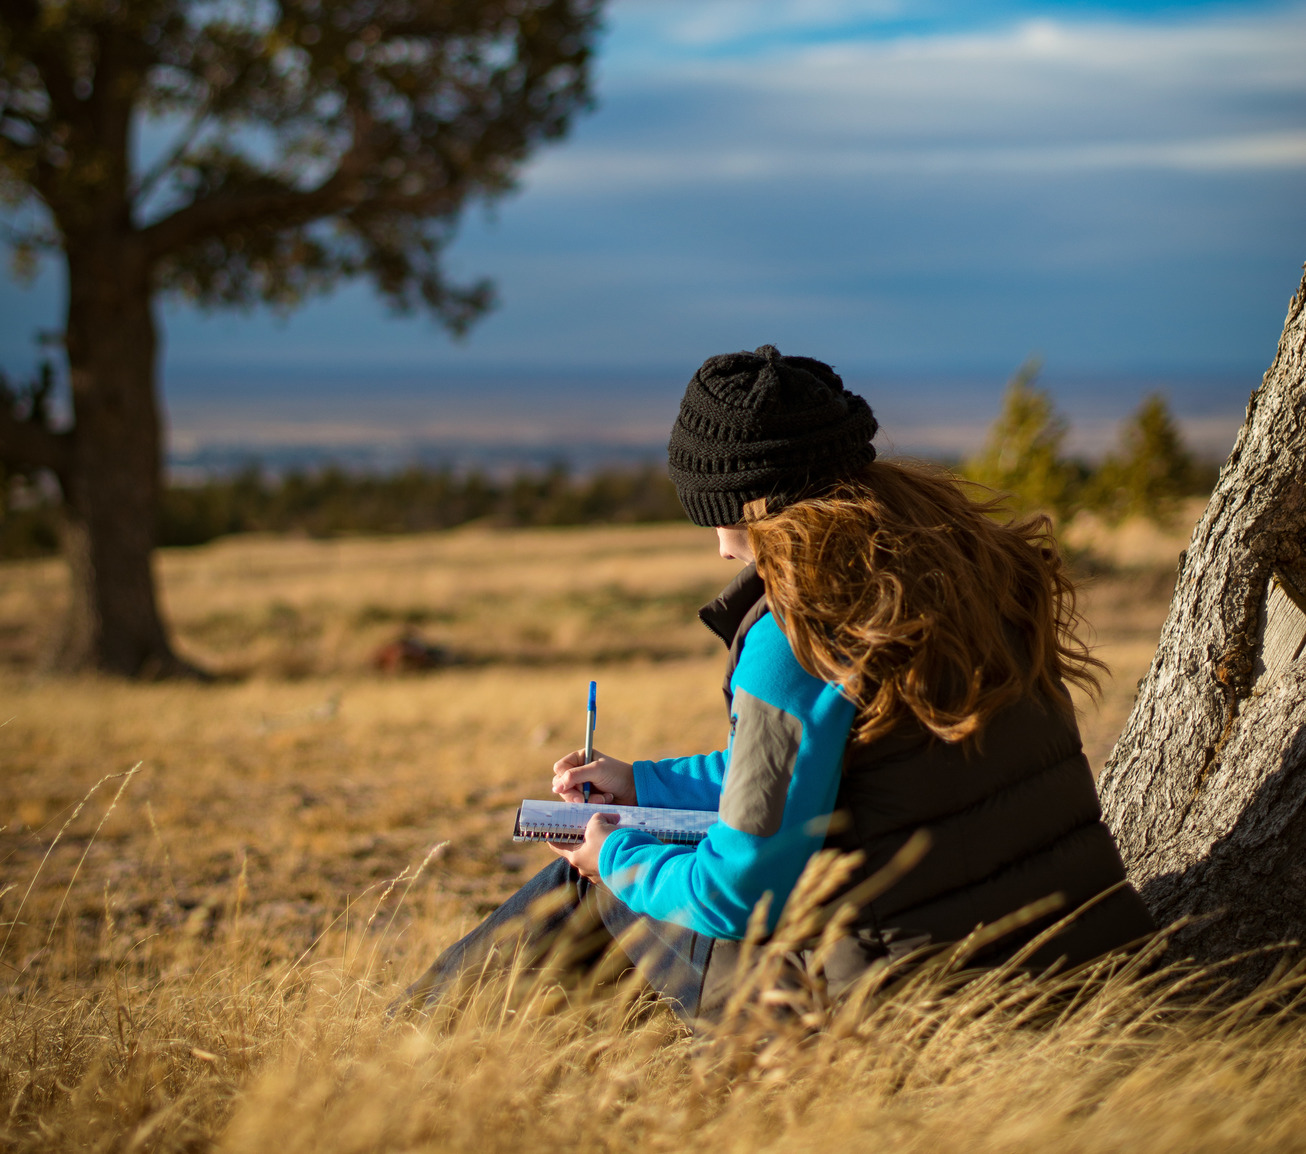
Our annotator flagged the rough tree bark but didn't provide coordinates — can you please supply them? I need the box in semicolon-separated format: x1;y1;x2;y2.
54;235;184;676
1098;264;1306;982
0;38;188;676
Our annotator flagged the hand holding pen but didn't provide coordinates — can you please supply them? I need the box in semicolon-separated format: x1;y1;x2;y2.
550;751;635;806
550;685;637;807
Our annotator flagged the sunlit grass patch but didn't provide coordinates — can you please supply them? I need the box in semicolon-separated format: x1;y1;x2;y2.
0;517;1235;1151
7;774;1306;1154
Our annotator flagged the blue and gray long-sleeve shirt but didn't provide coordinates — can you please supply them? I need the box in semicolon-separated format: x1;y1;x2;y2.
597;608;856;939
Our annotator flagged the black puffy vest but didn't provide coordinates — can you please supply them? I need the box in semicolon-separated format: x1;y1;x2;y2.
697;565;1156;989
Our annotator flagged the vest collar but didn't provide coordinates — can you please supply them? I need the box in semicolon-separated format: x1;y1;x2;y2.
698;562;767;647
700;563;770;713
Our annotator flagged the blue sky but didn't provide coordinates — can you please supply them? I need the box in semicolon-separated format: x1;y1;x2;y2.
3;0;1304;459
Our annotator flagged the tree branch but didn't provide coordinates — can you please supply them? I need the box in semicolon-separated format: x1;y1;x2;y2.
21;42;79;129
140;177;342;261
128;105;210;206
139;111;381;260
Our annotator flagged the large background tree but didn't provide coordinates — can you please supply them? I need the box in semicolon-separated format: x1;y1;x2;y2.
1099;263;1306;985
0;0;601;675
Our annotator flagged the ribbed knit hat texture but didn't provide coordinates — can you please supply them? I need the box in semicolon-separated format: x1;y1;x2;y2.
668;345;879;527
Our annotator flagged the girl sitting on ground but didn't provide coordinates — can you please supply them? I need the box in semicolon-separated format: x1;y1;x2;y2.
402;345;1155;1021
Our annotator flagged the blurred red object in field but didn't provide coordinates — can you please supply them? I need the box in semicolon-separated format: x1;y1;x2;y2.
371;629;450;673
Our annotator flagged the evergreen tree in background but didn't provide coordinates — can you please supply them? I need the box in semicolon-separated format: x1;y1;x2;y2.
1089;393;1197;524
965;359;1077;519
0;0;603;675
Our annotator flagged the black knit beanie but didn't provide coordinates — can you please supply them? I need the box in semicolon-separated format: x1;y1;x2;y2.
668;345;879;527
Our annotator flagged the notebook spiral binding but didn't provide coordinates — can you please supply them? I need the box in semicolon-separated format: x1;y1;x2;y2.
516;823;706;846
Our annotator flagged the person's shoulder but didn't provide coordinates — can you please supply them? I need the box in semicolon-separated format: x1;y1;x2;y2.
736;610;788;663
734;613;830;709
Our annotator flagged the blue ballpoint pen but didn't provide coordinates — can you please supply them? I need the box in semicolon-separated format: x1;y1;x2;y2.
582;680;597;803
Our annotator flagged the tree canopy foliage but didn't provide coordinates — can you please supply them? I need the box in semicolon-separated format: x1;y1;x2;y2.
0;0;604;673
1;0;600;325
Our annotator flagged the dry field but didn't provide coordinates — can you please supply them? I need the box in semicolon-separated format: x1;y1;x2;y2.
8;507;1302;1154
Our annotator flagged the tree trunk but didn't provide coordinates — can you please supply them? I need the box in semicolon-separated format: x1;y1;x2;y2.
1098;264;1306;983
54;238;191;677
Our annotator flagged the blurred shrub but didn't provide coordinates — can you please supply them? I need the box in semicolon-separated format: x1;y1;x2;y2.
1;463;688;558
964;364;1216;525
965;360;1079;519
1086;393;1206;525
0;472;61;558
152;462;687;547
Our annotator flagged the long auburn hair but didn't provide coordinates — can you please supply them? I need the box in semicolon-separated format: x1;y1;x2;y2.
747;460;1104;746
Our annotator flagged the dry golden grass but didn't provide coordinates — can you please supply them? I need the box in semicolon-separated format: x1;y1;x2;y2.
6;511;1286;1154
0;523;738;675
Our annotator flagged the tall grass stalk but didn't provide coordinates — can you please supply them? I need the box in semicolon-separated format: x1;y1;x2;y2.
6;773;1306;1152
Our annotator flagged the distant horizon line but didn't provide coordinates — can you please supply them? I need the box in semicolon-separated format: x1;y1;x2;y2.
160;363;1263;387
167;408;1246;478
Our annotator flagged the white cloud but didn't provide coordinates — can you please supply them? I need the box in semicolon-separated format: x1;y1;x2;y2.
526;130;1306;194
611;0;905;50
534;5;1306;193
762;12;1306;103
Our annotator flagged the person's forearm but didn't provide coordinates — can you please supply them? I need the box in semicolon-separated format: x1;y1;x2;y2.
599;816;831;939
632;750;727;810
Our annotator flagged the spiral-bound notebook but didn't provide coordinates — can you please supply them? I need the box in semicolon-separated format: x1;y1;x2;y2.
513;799;718;845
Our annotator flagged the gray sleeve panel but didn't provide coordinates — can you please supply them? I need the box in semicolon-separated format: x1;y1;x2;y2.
720;688;805;837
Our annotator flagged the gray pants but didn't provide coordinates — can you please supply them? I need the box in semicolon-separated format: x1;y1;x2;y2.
401;858;717;1020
